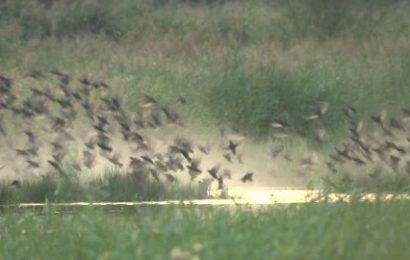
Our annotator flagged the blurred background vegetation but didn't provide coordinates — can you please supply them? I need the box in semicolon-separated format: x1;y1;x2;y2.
1;0;410;138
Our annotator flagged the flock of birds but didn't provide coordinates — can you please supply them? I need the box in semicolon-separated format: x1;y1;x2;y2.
0;71;255;190
326;105;410;183
1;70;410;191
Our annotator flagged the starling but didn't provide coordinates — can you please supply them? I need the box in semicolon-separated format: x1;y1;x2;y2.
11;180;21;188
343;105;357;119
140;94;157;108
48;160;62;172
207;165;220;180
178;95;187;105
271;112;289;128
371;109;386;126
226;140;240;155
164;173;177;182
141;155;155;165
26;160;40;168
241;172;254;183
271;146;284;158
304;102;329;120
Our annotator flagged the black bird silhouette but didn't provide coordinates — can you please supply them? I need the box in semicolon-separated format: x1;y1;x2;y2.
24;131;36;144
108;154;123;167
26;160;40;168
223;153;232;163
11;180;21;188
150;169;160;182
51;117;66;131
48;160;62;172
226;140;240;155
187;159;202;180
16;149;30;158
241;172;254;183
178;148;192;162
97;141;113;152
207;165;220;180
141;155;154;165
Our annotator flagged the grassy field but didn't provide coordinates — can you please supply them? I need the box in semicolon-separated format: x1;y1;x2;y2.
1;0;410;137
1;2;410;259
1;199;410;259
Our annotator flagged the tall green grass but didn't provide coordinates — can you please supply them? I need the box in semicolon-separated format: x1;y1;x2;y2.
1;199;410;259
0;169;210;204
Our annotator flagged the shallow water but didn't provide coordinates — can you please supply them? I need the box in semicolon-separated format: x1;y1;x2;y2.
5;188;410;208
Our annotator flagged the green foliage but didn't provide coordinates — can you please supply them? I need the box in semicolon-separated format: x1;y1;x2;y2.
280;0;401;41
1;200;410;259
0;0;406;41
